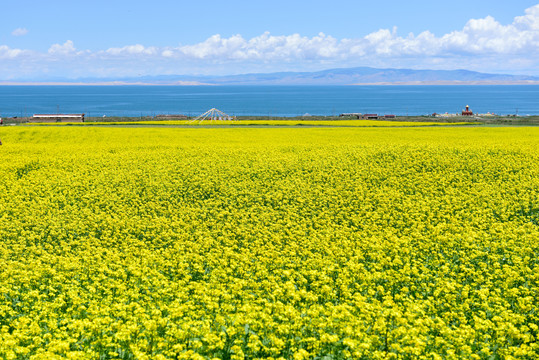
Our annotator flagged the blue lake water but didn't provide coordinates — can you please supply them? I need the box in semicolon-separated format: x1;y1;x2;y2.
0;85;538;117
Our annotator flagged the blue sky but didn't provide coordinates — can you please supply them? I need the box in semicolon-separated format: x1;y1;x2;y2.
1;0;539;79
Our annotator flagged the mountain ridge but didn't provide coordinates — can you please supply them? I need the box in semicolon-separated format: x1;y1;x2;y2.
2;67;539;85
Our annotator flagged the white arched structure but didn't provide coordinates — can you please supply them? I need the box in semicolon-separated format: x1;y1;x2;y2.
192;108;235;122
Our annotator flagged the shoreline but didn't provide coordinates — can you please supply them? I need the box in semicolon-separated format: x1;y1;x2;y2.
3;115;539;127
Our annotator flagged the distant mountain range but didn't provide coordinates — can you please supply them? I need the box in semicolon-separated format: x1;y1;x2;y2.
3;67;539;85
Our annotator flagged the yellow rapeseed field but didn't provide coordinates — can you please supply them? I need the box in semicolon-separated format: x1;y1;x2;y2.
0;126;538;359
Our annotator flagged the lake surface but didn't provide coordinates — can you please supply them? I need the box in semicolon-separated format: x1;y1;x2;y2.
0;85;538;117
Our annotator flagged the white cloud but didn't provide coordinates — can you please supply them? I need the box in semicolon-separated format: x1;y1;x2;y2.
0;45;25;59
161;49;174;57
170;32;349;61
48;40;77;55
441;14;536;54
12;28;29;36
154;32;320;62
104;44;158;56
514;4;539;30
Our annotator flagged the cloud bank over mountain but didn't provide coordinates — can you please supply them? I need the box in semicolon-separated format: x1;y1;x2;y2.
1;4;538;79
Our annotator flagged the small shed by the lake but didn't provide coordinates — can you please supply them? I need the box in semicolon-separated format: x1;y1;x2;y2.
362;114;379;119
30;114;85;123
